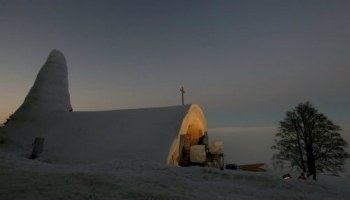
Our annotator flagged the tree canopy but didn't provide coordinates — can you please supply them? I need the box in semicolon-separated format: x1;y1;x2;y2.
272;102;349;180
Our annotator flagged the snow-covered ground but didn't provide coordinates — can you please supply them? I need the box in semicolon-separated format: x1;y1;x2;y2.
0;150;349;200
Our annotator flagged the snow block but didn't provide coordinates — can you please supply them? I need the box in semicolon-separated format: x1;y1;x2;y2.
190;145;207;163
209;141;223;154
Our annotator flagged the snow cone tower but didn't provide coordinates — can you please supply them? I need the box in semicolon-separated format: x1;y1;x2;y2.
12;49;72;120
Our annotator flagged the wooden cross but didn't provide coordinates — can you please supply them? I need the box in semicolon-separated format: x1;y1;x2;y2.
180;86;185;105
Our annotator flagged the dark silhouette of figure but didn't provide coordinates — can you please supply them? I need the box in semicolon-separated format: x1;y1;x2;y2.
298;172;307;180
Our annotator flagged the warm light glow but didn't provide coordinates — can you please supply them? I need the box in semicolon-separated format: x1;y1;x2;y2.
166;104;207;165
180;119;205;165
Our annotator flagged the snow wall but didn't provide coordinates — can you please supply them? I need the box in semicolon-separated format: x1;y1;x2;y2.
46;104;207;165
4;50;207;165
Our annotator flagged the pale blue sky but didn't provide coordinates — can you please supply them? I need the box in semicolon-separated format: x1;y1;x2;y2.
1;0;349;128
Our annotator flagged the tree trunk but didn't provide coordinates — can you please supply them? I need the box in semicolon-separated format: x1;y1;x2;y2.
292;115;306;172
310;154;317;180
296;133;306;172
306;145;317;180
308;159;317;180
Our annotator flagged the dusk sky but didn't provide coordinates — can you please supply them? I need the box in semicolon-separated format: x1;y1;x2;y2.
1;0;349;129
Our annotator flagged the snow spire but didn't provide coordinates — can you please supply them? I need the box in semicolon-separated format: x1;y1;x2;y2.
13;49;72;119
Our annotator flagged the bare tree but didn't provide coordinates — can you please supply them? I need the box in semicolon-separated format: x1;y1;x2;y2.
272;102;349;180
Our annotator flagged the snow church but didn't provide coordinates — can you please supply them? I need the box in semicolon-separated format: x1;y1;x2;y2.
4;50;208;166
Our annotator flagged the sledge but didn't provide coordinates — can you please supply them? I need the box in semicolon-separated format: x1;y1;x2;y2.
226;163;266;172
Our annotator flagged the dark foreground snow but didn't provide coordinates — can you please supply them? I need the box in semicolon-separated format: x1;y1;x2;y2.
1;152;349;200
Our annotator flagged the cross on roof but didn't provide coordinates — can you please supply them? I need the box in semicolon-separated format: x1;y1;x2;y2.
180;87;185;105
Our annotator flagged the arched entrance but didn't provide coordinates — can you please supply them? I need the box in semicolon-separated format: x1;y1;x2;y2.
166;104;207;166
179;118;206;166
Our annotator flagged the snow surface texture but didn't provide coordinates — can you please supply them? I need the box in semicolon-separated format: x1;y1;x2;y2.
12;49;72;120
0;152;349;200
3;50;207;166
